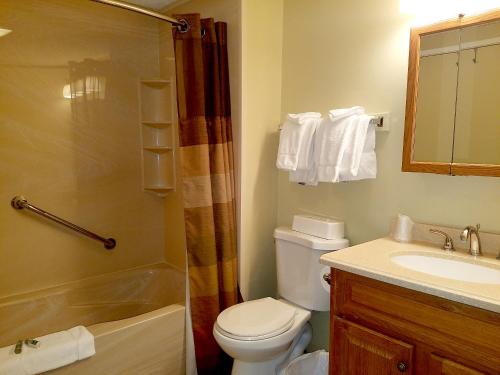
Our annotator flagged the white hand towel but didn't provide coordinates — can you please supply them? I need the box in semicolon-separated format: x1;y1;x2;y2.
289;161;318;185
337;113;372;178
276;112;321;171
339;118;377;181
288;114;320;185
0;326;95;375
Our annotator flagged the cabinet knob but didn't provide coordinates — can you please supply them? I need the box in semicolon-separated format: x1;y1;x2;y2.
396;361;408;372
323;273;332;285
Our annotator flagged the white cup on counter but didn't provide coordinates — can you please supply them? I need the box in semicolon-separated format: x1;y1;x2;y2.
392;214;414;243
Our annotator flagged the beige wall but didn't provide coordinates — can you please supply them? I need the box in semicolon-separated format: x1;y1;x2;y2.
0;0;167;297
239;0;283;300
280;0;500;351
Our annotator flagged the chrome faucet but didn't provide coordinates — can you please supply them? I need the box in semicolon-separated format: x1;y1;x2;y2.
429;229;455;251
460;224;482;256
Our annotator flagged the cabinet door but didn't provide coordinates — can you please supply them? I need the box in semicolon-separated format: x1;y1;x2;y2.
428;354;486;375
331;317;414;375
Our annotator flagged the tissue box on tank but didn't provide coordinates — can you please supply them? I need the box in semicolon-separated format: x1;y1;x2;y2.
292;215;344;239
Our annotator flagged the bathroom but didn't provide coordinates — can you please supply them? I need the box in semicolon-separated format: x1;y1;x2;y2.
0;0;499;374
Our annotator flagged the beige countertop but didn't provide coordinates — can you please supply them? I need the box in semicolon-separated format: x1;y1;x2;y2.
320;238;500;313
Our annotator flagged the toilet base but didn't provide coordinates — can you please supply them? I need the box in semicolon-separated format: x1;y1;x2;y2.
231;323;312;375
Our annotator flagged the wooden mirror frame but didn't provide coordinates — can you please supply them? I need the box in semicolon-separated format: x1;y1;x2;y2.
402;9;500;177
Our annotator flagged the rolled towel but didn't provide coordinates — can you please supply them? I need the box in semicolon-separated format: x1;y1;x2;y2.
0;326;95;375
276;112;321;171
328;106;364;120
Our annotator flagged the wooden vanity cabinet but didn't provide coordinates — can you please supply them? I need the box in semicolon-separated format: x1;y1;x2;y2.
329;269;500;375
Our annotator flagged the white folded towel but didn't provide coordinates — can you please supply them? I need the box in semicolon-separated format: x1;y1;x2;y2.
315;107;376;183
276;112;321;171
314;107;360;182
0;326;95;375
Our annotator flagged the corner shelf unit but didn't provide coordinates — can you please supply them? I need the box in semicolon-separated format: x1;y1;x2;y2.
139;79;176;197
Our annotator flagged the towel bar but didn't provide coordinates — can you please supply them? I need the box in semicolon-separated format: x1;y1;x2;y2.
278;114;386;130
369;116;384;128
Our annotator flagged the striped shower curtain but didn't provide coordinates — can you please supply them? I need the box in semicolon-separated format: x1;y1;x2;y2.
173;14;238;374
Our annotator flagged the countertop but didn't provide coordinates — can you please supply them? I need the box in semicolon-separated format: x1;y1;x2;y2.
320;237;500;313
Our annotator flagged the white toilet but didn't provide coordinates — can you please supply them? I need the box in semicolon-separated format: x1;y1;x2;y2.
213;215;349;375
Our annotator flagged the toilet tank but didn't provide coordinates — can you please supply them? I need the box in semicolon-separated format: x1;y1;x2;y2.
274;219;349;312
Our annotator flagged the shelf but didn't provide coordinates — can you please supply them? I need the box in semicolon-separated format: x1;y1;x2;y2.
143;146;173;153
144;185;174;197
140;80;172;123
141;79;172;87
139;77;176;197
141;121;172;128
142;124;173;148
144;185;174;193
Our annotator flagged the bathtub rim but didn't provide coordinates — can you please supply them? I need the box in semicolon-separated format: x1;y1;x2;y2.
0;261;185;306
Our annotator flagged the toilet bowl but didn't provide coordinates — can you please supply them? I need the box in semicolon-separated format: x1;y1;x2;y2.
213;298;311;375
214;216;349;375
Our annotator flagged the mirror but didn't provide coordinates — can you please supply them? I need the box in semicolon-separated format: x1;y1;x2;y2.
403;10;500;176
454;20;500;166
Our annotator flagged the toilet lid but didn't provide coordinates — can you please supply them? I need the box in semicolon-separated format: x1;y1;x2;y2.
216;297;296;341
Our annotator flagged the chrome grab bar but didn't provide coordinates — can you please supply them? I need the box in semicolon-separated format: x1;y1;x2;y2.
11;196;116;250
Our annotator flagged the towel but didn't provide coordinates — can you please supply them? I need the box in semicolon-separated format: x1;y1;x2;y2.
338;113;371;177
288;117;320;185
0;326;95;375
312;107;377;183
276;112;321;171
289;164;318;185
314;107;363;183
339;118;377;181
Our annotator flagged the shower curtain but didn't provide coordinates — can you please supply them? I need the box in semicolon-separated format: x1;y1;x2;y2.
173;14;238;375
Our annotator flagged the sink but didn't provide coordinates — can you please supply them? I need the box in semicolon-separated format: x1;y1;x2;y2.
391;253;500;284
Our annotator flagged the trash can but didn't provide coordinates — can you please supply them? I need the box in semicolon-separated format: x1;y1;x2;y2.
283;350;329;375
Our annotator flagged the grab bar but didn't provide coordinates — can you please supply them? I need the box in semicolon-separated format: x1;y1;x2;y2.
11;196;116;250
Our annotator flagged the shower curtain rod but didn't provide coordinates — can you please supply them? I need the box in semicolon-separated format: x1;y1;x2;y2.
90;0;189;31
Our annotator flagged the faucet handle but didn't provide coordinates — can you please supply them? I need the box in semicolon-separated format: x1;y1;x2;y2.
429;229;455;251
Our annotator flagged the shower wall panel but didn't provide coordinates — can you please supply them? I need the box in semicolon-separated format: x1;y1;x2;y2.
0;0;166;297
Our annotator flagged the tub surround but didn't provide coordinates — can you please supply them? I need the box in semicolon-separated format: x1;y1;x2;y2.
320;237;500;312
0;263;184;348
46;304;185;375
0;0;170;299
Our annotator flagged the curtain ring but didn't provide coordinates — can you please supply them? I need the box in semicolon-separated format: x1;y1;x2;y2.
176;19;190;33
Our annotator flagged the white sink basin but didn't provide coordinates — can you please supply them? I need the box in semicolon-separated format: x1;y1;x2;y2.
391;253;500;284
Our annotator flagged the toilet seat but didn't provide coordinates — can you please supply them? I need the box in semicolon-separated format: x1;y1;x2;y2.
215;297;296;341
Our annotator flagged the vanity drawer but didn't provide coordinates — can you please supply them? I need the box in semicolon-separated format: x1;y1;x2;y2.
331;269;500;374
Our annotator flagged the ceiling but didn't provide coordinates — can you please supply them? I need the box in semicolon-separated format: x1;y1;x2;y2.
127;0;178;10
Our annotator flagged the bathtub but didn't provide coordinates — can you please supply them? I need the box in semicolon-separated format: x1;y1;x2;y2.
0;263;185;374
